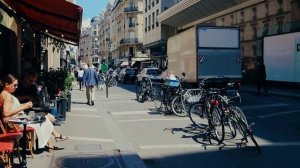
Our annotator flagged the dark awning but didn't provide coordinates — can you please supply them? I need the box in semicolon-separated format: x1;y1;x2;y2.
3;0;83;44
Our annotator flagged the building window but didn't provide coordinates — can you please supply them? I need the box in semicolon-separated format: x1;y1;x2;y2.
148;0;151;10
240;11;244;23
252;27;257;39
240;28;244;41
156;9;159;27
148;15;151;31
152;12;155;29
230;14;234;25
252;45;257;57
145;17;148;32
263;23;269;36
252;7;257;20
265;3;269;16
277;21;283;33
156;0;159;4
221;17;225;26
277;0;283;14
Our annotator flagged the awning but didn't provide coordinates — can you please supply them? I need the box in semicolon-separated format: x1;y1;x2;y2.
120;61;135;66
3;0;83;44
157;0;258;29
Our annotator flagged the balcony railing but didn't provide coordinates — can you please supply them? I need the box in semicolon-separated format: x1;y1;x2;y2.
124;6;138;12
120;38;142;45
129;22;136;28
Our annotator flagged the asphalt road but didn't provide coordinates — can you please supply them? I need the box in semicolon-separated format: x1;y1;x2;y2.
102;83;300;168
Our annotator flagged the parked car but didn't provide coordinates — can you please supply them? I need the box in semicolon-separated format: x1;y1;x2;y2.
119;68;138;83
136;68;163;83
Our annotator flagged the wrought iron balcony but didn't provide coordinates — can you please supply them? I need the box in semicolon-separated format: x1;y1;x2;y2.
120;38;142;45
124;6;138;12
129;22;136;28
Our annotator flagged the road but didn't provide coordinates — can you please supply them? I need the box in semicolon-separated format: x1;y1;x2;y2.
99;83;300;168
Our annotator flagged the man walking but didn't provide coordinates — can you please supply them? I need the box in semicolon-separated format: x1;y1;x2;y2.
77;68;84;90
83;62;99;106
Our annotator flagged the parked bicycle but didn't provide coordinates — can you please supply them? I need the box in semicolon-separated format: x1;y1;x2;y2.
135;76;160;103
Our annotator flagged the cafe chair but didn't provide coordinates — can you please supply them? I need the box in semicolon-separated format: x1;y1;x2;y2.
0;140;15;168
0;120;22;168
0;108;34;159
6;123;35;159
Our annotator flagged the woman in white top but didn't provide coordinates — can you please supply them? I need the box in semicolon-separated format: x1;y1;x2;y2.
0;74;57;151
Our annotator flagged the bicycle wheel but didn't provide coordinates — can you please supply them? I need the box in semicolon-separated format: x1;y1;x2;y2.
151;88;162;109
188;103;208;129
227;116;237;138
111;78;118;86
136;87;145;103
233;108;261;153
171;96;188;117
210;106;225;144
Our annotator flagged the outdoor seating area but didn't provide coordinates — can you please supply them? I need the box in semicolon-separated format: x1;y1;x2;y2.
0;95;70;167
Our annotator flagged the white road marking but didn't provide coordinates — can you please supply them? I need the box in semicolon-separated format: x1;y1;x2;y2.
257;110;300;119
68;136;114;143
119;118;189;123
261;141;300;146
140;141;300;150
71;107;98;112
98;96;136;99
110;111;150;115
102;100;136;103
242;103;288;110
67;114;102;118
140;144;204;149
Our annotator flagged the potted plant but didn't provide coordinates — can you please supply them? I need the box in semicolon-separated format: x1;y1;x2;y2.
40;68;75;120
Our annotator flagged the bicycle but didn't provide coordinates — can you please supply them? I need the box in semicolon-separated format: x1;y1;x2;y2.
136;76;160;103
188;77;226;144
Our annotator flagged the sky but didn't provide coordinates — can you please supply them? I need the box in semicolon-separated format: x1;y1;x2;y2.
75;0;110;21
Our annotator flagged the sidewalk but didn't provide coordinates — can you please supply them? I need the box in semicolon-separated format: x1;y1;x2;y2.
240;84;300;98
14;83;299;167
22;86;147;168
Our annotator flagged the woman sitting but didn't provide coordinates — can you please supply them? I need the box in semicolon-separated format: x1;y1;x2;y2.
0;74;64;152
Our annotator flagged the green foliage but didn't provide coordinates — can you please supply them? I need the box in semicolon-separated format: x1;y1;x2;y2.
40;68;74;97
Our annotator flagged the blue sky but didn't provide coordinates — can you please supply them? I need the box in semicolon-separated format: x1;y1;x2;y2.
75;0;110;20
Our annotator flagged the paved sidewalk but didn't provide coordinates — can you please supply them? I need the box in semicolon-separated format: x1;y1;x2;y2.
240;84;300;98
11;83;299;167
20;86;147;168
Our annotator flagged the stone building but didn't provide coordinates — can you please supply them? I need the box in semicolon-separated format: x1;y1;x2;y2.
143;0;179;70
158;0;300;81
99;5;113;64
110;0;144;64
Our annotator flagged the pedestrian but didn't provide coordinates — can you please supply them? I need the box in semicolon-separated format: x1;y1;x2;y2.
77;68;84;90
256;63;268;96
83;62;99;106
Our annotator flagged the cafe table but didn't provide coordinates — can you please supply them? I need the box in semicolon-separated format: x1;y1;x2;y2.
7;116;46;168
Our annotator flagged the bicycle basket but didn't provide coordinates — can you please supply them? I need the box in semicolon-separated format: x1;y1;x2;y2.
183;89;203;103
165;79;180;87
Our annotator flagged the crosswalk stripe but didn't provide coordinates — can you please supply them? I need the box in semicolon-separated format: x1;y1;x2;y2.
71;107;98;112
68;136;114;143
67;114;102;118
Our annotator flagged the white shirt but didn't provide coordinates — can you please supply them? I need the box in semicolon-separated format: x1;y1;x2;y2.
78;70;84;78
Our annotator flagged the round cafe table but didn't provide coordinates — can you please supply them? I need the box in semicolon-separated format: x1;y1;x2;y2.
7;117;46;168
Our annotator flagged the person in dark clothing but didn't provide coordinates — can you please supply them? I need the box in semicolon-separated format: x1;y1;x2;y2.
256;63;268;96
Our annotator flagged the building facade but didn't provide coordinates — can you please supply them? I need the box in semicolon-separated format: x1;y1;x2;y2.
78;23;92;65
110;0;144;64
158;0;300;72
99;5;112;64
143;0;179;70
